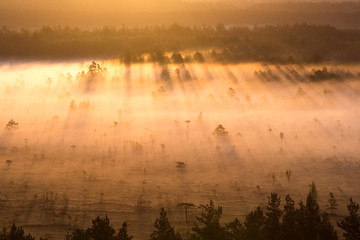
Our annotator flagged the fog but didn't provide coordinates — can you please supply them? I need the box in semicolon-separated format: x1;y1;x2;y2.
0;61;359;238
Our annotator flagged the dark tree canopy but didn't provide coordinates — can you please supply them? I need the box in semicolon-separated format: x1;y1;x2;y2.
1;24;360;64
3;183;357;240
0;224;36;240
338;198;360;240
150;208;182;240
65;215;132;240
191;200;227;240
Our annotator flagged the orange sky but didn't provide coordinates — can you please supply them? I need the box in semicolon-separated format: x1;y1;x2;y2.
1;0;359;13
1;0;203;11
1;0;360;28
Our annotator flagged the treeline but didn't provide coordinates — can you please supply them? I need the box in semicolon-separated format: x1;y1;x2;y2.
1;24;360;63
2;183;360;240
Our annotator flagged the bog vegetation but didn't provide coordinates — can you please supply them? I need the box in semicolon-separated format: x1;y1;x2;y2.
1;53;360;239
1;2;360;240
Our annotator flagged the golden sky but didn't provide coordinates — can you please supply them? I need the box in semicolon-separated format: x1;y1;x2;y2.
1;0;357;12
1;0;197;11
1;0;359;28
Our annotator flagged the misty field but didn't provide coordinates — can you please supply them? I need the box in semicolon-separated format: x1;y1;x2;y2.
0;61;360;239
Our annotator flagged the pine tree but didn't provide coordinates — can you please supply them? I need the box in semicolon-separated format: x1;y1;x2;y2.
282;195;299;240
88;215;116;240
243;207;265;240
225;218;245;240
116;222;133;240
304;182;321;239
150;208;182;240
327;192;338;214
191;200;226;240
264;193;282;240
338;198;360;240
0;224;36;240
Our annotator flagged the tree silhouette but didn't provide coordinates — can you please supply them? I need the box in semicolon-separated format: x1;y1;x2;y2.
150;50;168;65
65;215;128;240
87;61;104;80
5;119;19;130
171;52;184;64
296;182;338;240
193;52;204;62
296;87;305;97
318;212;339;240
227;88;236;98
177;203;195;224
160;66;171;81
88;216;116;240
65;228;90;240
6;159;13;167
86;61;105;92
285;170;292;182
338;198;360;240
213;125;229;137
117;222;133;240
225;218;245;240
150;208;182;240
282;195;299;240
0;224;36;240
243;207;265;240
123;49;132;66
300;182;321;239
264;193;282;239
327;192;338;215
191;200;227;240
279;132;284;140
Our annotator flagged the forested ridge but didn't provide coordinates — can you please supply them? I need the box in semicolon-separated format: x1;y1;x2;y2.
1;24;360;63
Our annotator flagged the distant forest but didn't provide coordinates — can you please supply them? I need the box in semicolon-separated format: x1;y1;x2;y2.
1;183;359;240
1;24;360;64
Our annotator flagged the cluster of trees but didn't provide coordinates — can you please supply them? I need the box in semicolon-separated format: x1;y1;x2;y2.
306;67;359;82
144;50;204;65
187;183;340;240
1;24;360;63
253;67;360;83
213;125;229;137
64;217;133;240
3;183;359;240
0;224;46;240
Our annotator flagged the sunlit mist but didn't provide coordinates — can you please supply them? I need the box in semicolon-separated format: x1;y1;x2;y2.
1;60;360;238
